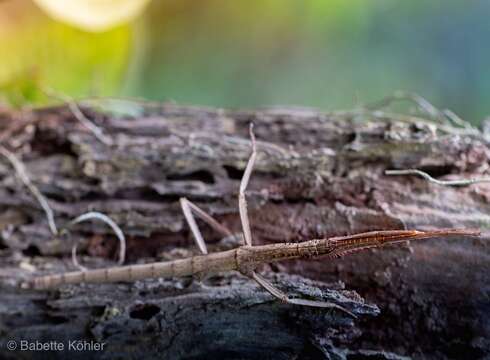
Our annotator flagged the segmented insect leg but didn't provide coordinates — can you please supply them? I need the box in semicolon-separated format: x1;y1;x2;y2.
70;211;126;270
239;123;257;247
252;272;357;318
180;197;233;254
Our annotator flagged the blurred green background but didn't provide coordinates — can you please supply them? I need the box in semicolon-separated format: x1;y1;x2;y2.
1;0;489;124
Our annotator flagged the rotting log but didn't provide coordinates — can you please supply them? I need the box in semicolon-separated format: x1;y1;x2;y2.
0;103;489;359
1;265;383;360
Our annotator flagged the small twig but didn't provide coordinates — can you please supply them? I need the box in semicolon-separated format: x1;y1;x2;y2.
442;109;476;130
69;212;126;270
337;109;482;137
363;92;482;136
224;135;291;157
66;101;113;146
42;87;113;146
385;169;490;186
0;145;58;235
364;91;443;121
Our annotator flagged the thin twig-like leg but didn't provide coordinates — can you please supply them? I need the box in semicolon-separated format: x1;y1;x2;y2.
180;197;233;255
239;123;257;246
238;125;356;317
71;244;87;271
252;272;357;318
70;211;127;271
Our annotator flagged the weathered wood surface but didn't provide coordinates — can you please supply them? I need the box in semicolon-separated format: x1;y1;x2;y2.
0;103;489;359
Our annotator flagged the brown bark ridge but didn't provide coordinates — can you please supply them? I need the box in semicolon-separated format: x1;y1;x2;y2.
0;102;489;359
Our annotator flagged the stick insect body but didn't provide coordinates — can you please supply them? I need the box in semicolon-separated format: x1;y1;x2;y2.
28;124;480;317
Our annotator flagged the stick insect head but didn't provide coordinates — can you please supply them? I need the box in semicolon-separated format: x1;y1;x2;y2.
326;229;480;258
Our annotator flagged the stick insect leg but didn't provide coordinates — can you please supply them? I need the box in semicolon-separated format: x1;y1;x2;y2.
180;197;233;255
69;211;126;271
252;272;357;318
239;123;257;247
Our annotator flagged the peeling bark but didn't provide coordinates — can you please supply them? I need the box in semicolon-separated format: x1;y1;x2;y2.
0;103;489;359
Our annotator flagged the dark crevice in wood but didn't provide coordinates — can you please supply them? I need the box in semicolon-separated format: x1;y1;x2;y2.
22;245;41;257
129;303;161;320
167;170;216;184
223;165;244;180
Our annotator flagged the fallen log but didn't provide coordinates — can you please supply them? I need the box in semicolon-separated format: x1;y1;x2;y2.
0;102;489;359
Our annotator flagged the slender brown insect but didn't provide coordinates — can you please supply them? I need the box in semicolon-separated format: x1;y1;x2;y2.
27;124;480;317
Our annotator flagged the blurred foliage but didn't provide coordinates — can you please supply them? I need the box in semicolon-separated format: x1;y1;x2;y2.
0;0;129;107
0;0;489;124
0;71;45;107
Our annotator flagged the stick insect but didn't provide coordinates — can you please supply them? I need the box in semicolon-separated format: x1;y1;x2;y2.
27;124;480;317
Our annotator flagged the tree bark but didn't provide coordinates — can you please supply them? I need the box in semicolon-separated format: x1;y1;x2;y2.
0;103;489;359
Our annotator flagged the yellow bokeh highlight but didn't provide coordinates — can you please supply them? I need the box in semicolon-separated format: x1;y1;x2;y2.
32;0;150;32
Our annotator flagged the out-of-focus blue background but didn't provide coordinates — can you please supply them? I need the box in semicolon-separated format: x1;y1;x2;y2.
1;0;489;123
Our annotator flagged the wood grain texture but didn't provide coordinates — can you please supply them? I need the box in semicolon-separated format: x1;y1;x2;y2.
0;103;489;359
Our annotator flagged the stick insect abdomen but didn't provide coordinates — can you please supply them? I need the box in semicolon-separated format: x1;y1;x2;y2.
30;248;240;289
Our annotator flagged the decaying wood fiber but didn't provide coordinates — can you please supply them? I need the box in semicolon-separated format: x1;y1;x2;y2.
0;103;489;359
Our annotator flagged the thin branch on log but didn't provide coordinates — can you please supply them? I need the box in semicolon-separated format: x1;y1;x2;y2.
0;144;58;235
42;87;114;145
385;169;490;186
